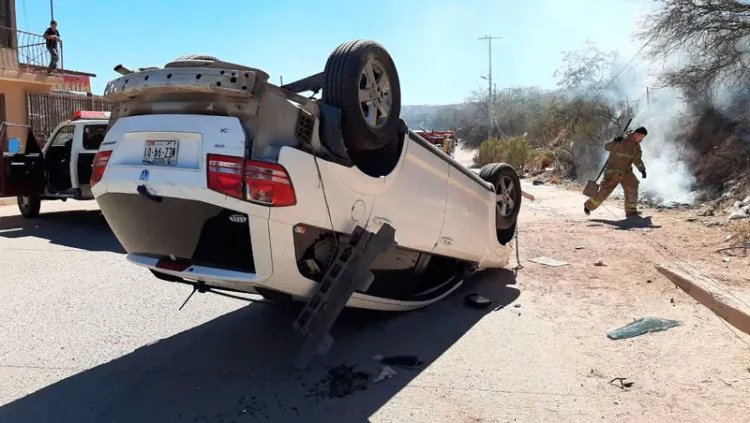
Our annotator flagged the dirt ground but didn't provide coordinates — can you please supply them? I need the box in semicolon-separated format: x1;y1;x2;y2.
516;181;750;422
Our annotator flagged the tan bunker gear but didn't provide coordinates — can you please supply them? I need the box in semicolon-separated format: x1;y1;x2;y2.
584;130;647;216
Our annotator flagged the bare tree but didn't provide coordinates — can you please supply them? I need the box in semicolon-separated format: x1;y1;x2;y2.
554;40;620;94
639;0;750;96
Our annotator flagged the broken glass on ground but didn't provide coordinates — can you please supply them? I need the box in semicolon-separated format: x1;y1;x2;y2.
606;317;682;340
373;355;425;370
528;256;570;267
372;366;397;383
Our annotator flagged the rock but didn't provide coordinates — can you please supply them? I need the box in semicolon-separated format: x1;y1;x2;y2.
686;217;698;222
723;257;731;263
575;246;586;250
595;259;606;267
464;293;492;309
729;198;750;220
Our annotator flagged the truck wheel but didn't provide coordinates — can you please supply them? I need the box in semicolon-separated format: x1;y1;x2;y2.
17;195;41;218
323;40;402;151
479;163;521;232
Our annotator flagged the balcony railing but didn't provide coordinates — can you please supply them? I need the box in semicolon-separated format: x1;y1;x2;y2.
0;26;64;71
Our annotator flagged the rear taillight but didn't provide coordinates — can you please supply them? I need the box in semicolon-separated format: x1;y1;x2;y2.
207;154;244;199
90;150;112;187
206;154;296;207
245;160;296;207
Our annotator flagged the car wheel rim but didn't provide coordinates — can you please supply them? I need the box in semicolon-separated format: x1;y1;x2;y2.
495;176;516;221
358;59;392;129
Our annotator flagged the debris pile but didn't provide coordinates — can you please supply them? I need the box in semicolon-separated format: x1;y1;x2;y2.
306;365;370;399
728;196;750;220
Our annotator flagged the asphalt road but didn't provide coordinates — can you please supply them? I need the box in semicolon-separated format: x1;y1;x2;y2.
1;188;748;423
0;199;535;423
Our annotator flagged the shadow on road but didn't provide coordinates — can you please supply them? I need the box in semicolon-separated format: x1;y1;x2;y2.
0;269;520;423
589;216;662;230
0;209;125;253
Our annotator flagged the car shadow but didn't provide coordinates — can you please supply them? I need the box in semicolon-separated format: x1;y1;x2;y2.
0;209;125;253
0;269;520;423
589;216;662;230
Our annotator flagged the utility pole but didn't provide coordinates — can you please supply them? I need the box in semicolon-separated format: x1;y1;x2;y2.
478;35;501;140
50;0;55;21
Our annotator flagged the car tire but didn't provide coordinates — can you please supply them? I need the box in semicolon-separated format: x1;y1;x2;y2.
17;195;41;218
479;163;522;231
323;40;402;151
496;222;516;246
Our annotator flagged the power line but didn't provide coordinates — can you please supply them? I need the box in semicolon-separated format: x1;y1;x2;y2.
598;32;660;93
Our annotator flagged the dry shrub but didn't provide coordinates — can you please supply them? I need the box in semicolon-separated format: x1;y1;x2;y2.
474;137;537;171
729;219;750;247
684;106;750;198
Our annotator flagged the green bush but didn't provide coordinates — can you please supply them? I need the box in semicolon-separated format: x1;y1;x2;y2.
474;136;536;171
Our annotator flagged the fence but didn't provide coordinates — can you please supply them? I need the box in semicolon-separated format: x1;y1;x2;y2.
0;26;63;70
27;92;112;142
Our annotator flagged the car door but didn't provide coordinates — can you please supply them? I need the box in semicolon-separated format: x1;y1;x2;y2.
365;136;450;253
0;125;46;197
432;165;493;262
74;123;107;197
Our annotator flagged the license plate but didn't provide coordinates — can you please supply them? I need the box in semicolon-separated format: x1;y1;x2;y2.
143;140;179;165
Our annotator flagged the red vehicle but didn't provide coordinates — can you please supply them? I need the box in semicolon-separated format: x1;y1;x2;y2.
414;130;456;157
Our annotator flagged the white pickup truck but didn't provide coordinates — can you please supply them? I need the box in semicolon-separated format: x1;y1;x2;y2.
0;111;110;217
91;40;522;312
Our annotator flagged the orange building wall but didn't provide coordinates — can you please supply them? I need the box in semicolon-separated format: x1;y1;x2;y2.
0;80;55;149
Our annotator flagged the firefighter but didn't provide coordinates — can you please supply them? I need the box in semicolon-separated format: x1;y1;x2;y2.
584;126;648;217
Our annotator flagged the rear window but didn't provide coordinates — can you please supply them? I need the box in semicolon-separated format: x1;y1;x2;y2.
83;125;107;150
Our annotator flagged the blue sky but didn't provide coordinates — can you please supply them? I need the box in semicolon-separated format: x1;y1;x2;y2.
19;0;652;104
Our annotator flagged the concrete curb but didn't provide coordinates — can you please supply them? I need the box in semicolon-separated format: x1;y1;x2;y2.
656;262;750;336
0;197;16;207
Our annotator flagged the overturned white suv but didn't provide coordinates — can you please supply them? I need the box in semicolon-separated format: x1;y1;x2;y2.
92;40;521;312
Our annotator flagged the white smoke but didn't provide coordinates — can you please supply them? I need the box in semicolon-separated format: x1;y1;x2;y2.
598;53;698;206
627;87;697;205
605;88;696;206
454;142;478;168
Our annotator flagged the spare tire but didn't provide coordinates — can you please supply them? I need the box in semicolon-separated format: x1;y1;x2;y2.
323;40;402;151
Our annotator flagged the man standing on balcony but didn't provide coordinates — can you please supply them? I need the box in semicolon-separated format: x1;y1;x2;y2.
43;20;61;72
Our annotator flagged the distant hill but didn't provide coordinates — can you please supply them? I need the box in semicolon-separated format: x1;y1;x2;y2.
401;104;458;130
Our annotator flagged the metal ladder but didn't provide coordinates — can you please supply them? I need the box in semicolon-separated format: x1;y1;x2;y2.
292;223;396;370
